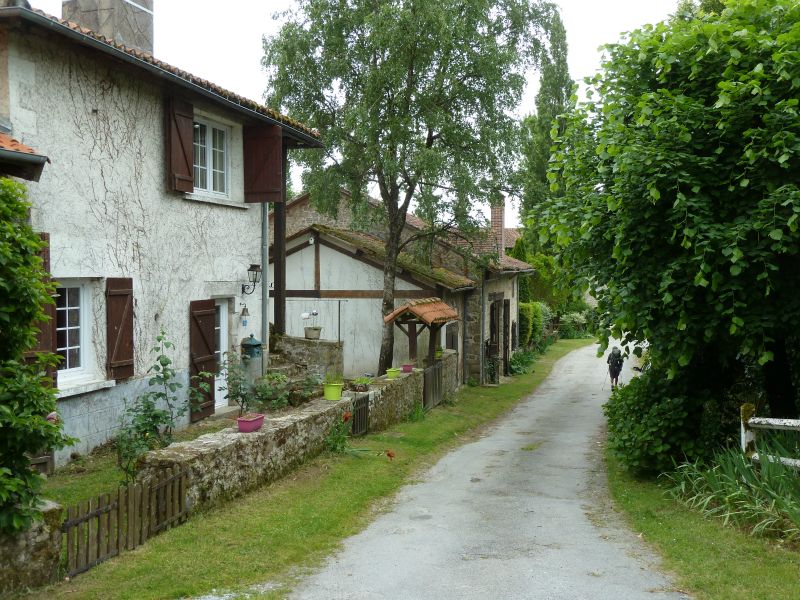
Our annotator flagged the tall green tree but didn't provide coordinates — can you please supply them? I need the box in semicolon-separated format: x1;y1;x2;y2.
544;0;800;417
264;0;553;373
520;8;572;231
0;179;72;533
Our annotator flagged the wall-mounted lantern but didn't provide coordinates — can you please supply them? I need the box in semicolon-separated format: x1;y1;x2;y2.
241;264;262;295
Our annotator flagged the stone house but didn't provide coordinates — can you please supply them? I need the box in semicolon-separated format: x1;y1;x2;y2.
269;192;532;383
0;1;320;464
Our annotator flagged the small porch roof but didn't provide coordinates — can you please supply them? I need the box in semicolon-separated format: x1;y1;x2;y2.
0;133;49;181
384;297;459;326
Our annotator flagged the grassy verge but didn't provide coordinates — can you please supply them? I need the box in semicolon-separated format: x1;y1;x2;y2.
25;339;592;600
606;451;800;600
42;419;234;507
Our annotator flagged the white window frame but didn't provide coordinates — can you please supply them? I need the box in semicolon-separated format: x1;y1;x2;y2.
193;117;230;198
54;279;98;388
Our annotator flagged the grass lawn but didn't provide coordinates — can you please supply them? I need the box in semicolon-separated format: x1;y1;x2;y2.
42;419;234;508
606;451;800;600
24;338;592;600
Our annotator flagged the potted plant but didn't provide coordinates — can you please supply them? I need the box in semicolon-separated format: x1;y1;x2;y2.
385;367;401;380
401;363;414;373
303;309;321;339
304;326;322;340
220;352;265;432
351;375;372;392
434;345;443;360
323;372;344;401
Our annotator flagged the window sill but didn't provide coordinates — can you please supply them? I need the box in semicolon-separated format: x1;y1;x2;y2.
184;193;248;210
57;379;116;400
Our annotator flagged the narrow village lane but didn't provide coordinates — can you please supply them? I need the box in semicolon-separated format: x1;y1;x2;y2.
290;344;690;600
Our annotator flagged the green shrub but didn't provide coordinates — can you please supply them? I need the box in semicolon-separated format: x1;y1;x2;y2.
604;369;727;474
559;311;588;339
518;302;533;347
509;350;536;375
116;331;193;482
537;302;553;334
0;179;73;534
253;373;290;411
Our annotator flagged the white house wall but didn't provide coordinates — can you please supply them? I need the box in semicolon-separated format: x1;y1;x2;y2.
8;31;265;462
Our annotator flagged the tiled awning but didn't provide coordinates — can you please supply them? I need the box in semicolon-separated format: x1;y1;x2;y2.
0;133;49;181
384;297;459;326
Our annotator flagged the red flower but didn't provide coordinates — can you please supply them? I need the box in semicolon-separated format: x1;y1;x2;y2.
343;411;352;423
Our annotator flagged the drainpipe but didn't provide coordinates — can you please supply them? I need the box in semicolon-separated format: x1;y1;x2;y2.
462;292;468;385
261;202;269;375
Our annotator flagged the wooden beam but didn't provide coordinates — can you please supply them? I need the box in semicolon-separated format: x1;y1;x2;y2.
409;322;417;360
273;147;288;334
314;232;320;291
271;289;434;299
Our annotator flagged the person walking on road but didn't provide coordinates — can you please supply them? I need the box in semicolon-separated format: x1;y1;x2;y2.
607;346;624;389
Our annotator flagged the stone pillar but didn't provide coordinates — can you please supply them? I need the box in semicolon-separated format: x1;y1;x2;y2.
0;500;63;595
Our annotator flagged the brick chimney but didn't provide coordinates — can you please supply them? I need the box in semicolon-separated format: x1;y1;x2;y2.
490;202;505;253
62;0;154;54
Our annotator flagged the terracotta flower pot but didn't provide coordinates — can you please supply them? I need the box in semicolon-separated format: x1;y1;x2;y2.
237;413;265;433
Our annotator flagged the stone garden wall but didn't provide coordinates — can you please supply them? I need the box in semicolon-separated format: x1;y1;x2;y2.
441;350;459;401
0;501;62;595
137;398;349;510
137;352;460;513
273;335;344;380
365;370;423;432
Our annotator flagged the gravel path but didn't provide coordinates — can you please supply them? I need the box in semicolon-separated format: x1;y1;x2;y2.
289;344;690;600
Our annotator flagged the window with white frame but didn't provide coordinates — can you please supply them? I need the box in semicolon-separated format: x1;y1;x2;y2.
55;282;95;384
193;118;229;195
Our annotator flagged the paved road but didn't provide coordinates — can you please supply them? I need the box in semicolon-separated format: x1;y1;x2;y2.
290;344;690;600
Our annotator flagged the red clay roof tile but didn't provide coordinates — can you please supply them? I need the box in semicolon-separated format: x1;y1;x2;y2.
0;132;41;156
384;298;459;326
14;8;319;141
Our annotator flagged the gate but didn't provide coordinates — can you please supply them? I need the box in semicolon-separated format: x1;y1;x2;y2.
423;362;443;410
352;393;369;436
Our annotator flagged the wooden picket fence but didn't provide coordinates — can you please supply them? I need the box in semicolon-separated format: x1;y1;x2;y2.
61;466;190;578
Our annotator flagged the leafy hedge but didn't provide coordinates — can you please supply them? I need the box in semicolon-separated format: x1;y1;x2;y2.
0;179;72;533
604;368;736;474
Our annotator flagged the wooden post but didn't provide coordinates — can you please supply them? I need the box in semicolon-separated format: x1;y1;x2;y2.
273;147;288;335
409;323;417;361
741;403;757;454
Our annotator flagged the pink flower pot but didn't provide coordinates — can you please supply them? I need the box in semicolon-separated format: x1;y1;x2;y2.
237;413;265;433
402;364;414;373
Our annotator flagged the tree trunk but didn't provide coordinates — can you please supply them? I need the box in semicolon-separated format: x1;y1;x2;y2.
763;337;799;419
378;234;400;375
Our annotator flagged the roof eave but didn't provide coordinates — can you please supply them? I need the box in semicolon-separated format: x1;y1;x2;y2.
0;148;48;181
0;7;323;149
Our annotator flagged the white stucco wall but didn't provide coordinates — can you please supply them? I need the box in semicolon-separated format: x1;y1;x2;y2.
7;30;266;462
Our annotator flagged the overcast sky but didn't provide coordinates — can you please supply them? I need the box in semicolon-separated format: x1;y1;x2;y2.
30;0;679;224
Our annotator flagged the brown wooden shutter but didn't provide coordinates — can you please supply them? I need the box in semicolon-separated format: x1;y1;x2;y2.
24;232;58;388
165;97;194;193
243;124;283;203
106;277;134;380
189;299;217;422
